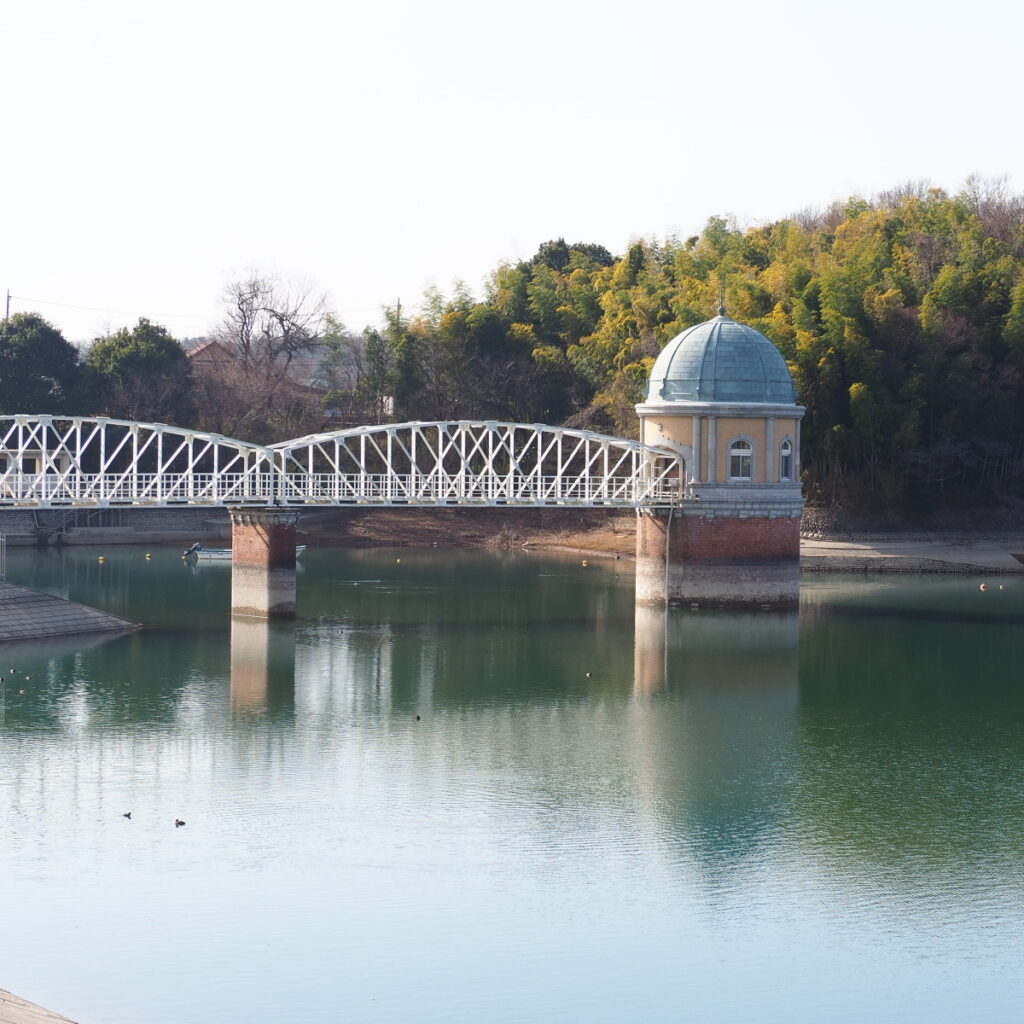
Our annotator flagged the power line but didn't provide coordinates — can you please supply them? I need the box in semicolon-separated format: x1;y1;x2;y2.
9;294;392;322
11;295;212;321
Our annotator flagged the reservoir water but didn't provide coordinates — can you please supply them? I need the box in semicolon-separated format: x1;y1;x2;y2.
1;545;1023;1023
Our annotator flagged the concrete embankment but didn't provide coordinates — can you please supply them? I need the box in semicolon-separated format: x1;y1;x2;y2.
800;535;1024;574
0;582;137;642
0;507;230;548
0;988;78;1024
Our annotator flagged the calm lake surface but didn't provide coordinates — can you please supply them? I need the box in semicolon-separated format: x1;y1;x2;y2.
1;545;1023;1024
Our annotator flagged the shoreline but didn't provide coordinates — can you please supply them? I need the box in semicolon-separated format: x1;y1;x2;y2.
798;535;1024;574
298;509;1024;575
5;506;1023;575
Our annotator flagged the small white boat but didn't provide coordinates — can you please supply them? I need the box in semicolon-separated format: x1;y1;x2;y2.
185;545;306;561
194;547;233;561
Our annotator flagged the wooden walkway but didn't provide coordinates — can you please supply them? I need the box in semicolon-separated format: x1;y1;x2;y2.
0;990;78;1024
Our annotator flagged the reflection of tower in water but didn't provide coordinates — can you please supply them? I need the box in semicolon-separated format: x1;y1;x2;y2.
634;606;799;696
631;607;800;876
634;603;670;696
229;617;296;714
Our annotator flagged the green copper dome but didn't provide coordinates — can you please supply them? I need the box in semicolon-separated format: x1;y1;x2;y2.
647;313;796;403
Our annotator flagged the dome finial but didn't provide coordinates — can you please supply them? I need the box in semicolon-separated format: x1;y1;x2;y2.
717;281;726;318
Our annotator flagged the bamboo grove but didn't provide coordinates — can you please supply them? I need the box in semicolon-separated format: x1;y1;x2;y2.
358;181;1024;511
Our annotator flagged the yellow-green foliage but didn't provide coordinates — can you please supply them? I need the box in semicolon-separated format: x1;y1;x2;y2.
385;185;1024;508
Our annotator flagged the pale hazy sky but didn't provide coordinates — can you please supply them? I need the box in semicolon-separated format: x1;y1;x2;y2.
3;0;1020;342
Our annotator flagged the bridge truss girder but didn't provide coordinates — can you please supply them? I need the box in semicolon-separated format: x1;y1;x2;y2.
0;415;274;507
0;417;686;509
273;421;685;508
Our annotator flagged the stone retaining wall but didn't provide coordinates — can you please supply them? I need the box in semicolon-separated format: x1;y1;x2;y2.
801;556;1020;574
0;507;231;545
0;582;137;642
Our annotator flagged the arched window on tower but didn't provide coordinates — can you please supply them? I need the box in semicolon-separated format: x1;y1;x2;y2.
728;439;753;481
780;439;793;481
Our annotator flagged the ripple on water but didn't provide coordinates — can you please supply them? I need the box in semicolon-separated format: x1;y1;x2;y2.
2;554;1024;1022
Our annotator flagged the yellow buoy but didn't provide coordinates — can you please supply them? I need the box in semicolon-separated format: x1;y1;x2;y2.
396;558;401;563
145;553;152;559
581;560;588;567
98;556;105;563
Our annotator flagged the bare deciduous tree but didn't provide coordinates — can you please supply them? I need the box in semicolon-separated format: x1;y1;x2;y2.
959;174;1024;244
214;274;328;370
193;274;332;442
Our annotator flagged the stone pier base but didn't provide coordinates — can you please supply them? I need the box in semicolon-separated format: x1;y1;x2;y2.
636;510;801;609
229;508;299;619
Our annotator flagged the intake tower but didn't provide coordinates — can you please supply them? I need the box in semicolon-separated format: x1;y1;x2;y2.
635;309;804;607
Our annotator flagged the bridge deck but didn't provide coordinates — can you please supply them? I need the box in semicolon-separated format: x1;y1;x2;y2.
0;484;682;509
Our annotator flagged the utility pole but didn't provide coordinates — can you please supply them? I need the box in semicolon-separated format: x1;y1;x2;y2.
4;289;9;320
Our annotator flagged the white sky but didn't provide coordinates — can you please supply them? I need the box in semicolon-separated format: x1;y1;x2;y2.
2;0;1020;343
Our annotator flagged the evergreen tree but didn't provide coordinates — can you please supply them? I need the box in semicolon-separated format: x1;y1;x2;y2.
0;313;84;414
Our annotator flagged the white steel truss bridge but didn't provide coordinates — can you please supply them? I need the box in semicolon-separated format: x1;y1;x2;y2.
0;417;686;510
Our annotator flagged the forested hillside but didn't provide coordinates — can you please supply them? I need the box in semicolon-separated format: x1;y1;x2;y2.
4;180;1024;513
337;180;1024;510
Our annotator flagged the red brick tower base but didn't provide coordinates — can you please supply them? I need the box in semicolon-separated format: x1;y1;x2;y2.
229;508;299;619
636;510;801;609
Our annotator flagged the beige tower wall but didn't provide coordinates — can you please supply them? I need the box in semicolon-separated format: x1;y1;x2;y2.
642;417;694;448
640;412;802;485
774;418;798;441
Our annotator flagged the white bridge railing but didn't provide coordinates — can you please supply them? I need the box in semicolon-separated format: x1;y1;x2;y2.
0;417;687;510
0;472;276;505
0;472;681;507
278;472;681;505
